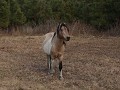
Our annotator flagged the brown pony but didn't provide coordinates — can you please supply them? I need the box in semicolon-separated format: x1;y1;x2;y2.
43;23;70;80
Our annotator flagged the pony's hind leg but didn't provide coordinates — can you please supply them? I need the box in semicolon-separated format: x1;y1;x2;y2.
50;59;55;74
47;55;55;74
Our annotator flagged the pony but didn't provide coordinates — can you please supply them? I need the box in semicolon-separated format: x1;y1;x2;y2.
42;23;70;80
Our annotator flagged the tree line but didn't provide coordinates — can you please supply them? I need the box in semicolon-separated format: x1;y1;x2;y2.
0;0;120;31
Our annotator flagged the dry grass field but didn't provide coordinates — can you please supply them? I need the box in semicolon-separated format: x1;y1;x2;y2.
0;35;120;90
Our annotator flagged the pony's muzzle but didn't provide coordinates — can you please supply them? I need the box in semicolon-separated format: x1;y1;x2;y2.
66;37;70;41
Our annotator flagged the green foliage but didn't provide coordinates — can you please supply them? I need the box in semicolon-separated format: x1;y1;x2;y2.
0;0;120;30
32;0;52;24
0;0;10;28
73;0;120;30
9;0;26;25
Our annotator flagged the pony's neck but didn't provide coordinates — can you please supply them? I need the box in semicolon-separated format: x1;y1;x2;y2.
53;33;64;47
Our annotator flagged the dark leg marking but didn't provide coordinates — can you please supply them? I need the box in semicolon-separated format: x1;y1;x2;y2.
59;61;62;71
47;55;51;69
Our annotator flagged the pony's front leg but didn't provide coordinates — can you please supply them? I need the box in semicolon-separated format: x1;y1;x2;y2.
47;55;51;71
59;56;64;80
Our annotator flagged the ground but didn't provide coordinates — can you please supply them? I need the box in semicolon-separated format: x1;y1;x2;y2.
0;35;120;90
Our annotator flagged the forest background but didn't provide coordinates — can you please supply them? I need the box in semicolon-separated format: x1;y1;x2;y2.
0;0;120;36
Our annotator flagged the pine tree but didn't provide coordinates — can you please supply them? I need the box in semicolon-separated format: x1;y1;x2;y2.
9;0;26;26
0;0;10;28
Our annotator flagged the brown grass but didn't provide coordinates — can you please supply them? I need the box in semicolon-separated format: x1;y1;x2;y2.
0;36;120;90
107;22;120;36
0;21;97;37
1;20;120;37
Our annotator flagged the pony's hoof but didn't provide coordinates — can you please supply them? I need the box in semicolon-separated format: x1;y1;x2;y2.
59;76;64;80
49;70;55;74
48;72;51;75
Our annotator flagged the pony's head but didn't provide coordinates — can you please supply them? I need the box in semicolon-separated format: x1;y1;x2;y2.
57;23;70;41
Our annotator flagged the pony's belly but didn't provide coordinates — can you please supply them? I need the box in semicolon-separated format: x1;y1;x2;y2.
43;38;52;55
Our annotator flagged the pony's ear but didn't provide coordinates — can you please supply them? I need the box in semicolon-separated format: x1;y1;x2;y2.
62;23;66;25
59;22;66;26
